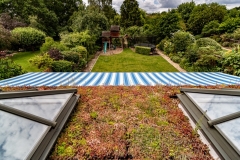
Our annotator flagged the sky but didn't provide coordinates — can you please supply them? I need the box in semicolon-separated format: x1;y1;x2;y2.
82;0;240;13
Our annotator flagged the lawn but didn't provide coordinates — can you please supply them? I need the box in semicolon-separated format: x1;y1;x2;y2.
11;51;42;72
92;48;178;72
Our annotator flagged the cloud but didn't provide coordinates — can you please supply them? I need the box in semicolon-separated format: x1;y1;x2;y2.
83;0;240;13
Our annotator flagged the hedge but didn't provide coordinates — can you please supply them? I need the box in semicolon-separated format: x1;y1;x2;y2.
51;60;73;72
135;46;151;55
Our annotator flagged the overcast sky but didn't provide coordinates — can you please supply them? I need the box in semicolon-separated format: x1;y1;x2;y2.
83;0;240;13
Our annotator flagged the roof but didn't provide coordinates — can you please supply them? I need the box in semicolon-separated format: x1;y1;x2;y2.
0;72;240;87
110;25;120;31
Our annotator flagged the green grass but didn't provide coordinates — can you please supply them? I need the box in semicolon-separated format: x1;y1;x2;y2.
11;51;42;72
92;48;178;72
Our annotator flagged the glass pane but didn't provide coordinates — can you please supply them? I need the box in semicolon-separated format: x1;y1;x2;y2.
186;93;240;120
217;118;240;151
0;93;72;121
0;111;48;160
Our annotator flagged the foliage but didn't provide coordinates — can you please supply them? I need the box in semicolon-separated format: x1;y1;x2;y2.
172;31;195;52
12;27;46;51
218;17;240;33
70;46;88;60
40;37;68;53
135;46;151;55
61;51;87;71
196;38;222;51
0;58;24;80
71;9;108;38
49;86;214;159
0;13;26;30
201;20;220;37
92;49;178;72
60;30;96;55
187;3;226;35
47;49;63;61
51;60;73;72
0;25;14;50
157;38;168;51
222;52;240;76
177;1;196;23
120;0;143;28
153;10;181;41
163;41;175;55
29;53;53;70
62;51;81;64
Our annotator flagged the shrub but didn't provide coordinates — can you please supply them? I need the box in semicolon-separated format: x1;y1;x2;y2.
169;53;181;63
222;42;230;47
135;46;151;55
51;60;73;72
0;58;24;80
12;27;46;51
163;41;175;55
40;37;68;53
157;38;168;51
201;20;220;37
222;52;240;75
60;30;96;55
0;25;15;50
29;53;53;70
62;51;80;64
172;31;195;53
219;17;240;33
70;46;87;60
48;49;63;60
62;51;87;71
196;38;222;51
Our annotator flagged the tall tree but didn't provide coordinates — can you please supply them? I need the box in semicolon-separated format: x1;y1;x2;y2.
88;0;112;11
153;10;181;41
177;1;195;23
120;0;143;28
187;3;226;35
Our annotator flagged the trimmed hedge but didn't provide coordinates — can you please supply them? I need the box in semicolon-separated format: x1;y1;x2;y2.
135;46;151;55
61;51;80;64
51;60;73;72
12;27;46;51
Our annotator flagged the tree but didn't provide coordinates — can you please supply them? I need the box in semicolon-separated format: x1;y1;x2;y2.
120;0;143;28
172;31;195;52
177;1;195;23
153;10;181;41
201;20;220;37
187;3;227;35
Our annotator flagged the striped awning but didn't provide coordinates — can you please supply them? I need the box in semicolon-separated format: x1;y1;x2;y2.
0;72;240;87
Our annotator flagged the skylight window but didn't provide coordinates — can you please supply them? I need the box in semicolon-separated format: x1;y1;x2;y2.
0;89;79;160
178;88;240;160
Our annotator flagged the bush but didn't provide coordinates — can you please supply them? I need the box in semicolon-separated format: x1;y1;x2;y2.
0;25;15;50
12;27;46;51
0;58;24;80
48;49;63;60
60;30;96;55
29;53;53;70
51;60;73;72
196;38;222;51
40;37;68;53
219;17;240;33
135;46;151;55
172;31;195;52
62;51;80;64
62;50;87;71
163;41;175;55
222;52;240;75
201;20;220;37
157;38;168;51
222;42;230;47
169;53;181;63
70;46;88;60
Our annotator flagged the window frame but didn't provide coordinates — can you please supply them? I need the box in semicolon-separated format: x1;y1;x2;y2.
0;89;80;160
177;88;240;160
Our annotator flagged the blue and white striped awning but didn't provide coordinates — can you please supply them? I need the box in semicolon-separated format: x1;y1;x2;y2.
0;72;240;87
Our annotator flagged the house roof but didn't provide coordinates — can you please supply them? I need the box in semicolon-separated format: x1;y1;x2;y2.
0;72;240;87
